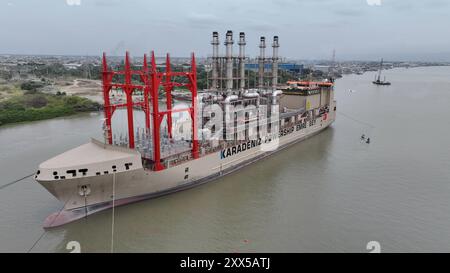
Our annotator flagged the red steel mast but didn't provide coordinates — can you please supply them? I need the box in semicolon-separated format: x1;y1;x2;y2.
101;51;199;171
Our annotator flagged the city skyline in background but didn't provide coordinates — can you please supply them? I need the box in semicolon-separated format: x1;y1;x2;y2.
1;0;449;61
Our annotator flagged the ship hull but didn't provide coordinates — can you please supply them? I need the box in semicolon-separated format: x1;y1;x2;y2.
372;81;391;86
38;107;336;228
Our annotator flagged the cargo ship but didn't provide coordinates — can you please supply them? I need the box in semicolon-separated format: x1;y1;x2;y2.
35;31;337;228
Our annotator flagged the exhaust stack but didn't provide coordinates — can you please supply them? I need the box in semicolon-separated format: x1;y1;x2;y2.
258;36;266;90
225;30;234;91
272;36;279;90
238;32;246;90
211;31;219;90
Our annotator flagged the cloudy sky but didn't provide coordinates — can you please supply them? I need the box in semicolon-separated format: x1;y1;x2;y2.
1;0;449;61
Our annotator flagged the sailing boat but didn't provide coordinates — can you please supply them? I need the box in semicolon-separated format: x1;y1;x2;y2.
372;58;391;85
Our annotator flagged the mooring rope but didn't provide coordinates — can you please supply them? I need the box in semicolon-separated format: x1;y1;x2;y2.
111;172;116;253
26;230;47;253
26;195;73;253
0;173;35;191
337;111;376;129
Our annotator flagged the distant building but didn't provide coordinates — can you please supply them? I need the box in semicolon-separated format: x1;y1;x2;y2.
63;63;82;70
245;63;303;73
313;65;331;73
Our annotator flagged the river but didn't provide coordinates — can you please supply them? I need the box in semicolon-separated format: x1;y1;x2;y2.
1;66;450;252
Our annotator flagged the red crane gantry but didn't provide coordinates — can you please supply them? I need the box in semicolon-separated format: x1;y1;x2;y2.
102;51;199;171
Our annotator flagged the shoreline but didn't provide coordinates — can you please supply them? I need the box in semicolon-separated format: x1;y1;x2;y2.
1;65;448;127
0;111;101;129
0;91;101;127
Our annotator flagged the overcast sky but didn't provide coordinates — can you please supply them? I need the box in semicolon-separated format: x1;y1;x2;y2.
1;0;449;61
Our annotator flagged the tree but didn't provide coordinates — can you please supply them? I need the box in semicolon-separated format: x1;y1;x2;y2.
20;81;45;91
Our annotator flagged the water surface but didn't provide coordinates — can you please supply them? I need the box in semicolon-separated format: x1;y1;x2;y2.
1;66;450;252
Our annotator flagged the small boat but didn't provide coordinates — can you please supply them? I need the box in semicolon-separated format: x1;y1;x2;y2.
372;58;391;86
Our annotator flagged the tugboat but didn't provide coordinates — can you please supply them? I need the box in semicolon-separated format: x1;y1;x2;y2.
372;58;391;86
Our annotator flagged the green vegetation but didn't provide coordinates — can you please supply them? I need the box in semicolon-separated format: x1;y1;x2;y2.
0;89;101;126
20;80;46;92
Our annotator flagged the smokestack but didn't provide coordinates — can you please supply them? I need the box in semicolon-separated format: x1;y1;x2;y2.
224;30;234;91
238;32;246;90
272;36;279;90
258;36;266;90
211;31;219;90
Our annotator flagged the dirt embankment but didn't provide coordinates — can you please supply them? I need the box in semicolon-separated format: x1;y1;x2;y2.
54;79;103;103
